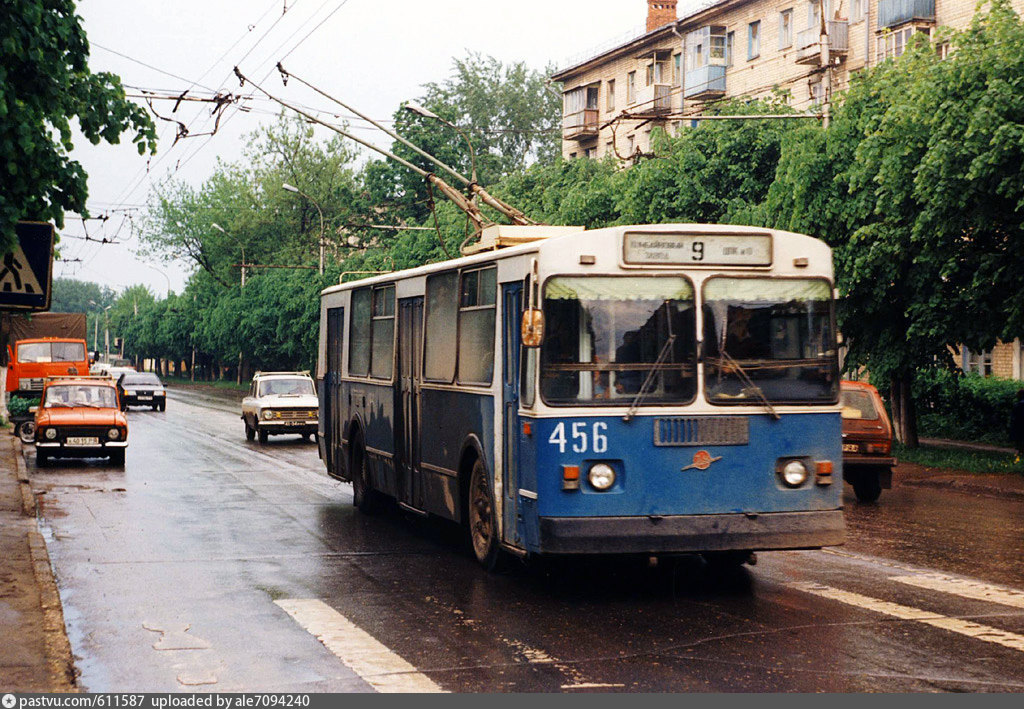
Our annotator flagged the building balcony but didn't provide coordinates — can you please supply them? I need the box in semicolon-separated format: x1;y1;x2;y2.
795;21;850;65
878;0;936;29
684;65;726;100
633;83;674;115
563;108;600;141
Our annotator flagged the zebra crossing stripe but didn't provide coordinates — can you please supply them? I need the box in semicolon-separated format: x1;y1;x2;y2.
275;598;445;693
790;583;1024;653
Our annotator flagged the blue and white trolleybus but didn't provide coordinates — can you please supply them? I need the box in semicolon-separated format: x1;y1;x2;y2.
317;223;843;569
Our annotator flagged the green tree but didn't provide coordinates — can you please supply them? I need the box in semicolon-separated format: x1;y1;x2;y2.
0;0;156;254
760;0;1024;444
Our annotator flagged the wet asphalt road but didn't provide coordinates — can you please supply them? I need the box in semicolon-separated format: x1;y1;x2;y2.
23;389;1024;692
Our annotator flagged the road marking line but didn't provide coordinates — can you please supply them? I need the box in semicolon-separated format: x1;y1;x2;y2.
275;599;445;693
891;574;1024;610
791;583;1024;653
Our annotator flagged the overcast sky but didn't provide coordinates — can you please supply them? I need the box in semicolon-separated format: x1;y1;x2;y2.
61;0;700;295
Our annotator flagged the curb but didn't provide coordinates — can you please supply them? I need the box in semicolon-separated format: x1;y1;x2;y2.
901;476;1024;501
13;437;79;692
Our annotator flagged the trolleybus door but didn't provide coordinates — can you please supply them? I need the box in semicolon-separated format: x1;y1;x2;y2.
397;297;424;508
325;307;345;476
501;283;523;545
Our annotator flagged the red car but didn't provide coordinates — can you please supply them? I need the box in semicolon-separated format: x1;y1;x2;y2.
840;380;896;502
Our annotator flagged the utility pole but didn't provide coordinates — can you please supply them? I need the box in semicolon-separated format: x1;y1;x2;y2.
820;0;831;129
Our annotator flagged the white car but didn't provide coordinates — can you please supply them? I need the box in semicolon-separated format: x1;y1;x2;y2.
241;371;319;444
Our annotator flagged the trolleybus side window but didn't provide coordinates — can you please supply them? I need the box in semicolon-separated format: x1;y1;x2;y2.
371;285;396;380
540;276;697;406
348;285;395;379
458;266;497;385
349;288;371;376
424;271;458;382
702;277;838;404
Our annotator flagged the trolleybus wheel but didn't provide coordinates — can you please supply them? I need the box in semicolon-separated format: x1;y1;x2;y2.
853;473;882;503
351;440;384;514
467;458;506;571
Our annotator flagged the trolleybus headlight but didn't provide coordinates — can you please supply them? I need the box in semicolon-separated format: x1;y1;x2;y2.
780;460;809;488
45;428;58;440
108;428;120;440
588;463;616;491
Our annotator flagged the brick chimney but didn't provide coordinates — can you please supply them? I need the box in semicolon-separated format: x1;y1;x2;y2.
646;0;678;32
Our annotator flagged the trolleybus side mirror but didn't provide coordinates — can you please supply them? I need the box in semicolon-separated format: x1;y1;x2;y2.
521;309;544;348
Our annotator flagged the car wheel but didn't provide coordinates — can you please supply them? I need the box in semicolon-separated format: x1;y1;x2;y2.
152;404;159;411
245;419;255;441
158;401;166;412
351;439;384;514
109;449;126;468
467;458;507;571
257;427;268;445
853;474;882;503
17;420;36;445
36;451;49;468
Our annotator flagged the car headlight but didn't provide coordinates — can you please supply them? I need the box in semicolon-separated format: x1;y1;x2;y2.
108;428;120;440
588;463;616;491
262;410;273;420
780;460;809;488
45;428;58;440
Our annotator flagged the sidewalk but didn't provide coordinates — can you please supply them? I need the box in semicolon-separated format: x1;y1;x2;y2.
0;432;76;692
898;437;1024;501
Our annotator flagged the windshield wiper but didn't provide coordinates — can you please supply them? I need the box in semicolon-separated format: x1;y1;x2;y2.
623;335;676;422
716;349;780;421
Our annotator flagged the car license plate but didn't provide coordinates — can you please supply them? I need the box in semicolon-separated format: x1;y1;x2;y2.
138;395;152;400
67;437;99;446
842;443;859;453
285;421;304;426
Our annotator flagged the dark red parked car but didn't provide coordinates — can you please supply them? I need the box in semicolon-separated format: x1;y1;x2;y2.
841;380;896;502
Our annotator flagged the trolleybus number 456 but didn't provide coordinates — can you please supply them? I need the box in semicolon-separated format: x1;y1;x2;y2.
547;421;609;454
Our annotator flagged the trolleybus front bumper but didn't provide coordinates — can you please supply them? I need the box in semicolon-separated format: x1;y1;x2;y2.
537;509;844;555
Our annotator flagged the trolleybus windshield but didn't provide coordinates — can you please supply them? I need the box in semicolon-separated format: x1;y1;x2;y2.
702;277;837;404
540;277;697;405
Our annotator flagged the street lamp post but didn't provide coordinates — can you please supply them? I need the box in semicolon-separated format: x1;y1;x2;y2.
88;301;112;363
211;223;245;384
282;183;326;275
212;223;245;288
404;101;478;184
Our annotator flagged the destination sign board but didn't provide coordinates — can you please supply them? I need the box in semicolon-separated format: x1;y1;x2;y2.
623;232;772;267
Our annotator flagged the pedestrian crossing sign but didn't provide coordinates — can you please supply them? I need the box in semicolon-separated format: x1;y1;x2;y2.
1;221;54;312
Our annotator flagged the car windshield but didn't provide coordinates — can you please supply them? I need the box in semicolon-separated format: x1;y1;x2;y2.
703;278;838;404
258;378;315;396
44;385;117;408
122;374;162;386
841;389;880;420
540;277;697;406
18;342;85;363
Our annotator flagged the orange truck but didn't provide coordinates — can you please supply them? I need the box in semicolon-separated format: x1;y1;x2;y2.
6;337;90;397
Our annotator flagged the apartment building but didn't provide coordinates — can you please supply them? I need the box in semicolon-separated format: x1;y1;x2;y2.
553;0;1022;161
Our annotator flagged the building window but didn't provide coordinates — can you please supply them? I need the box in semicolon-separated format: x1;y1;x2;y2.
584;147;596;159
937;41;951;60
748;21;760;60
877;26;931;62
627;71;637;103
606;79;615;111
726;31;735;66
809;80;824;107
780;9;793;48
963;348;993;377
568;152;577;159
605;141;614;157
626;135;635;155
673;53;681;83
851;0;866;21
